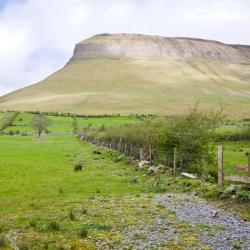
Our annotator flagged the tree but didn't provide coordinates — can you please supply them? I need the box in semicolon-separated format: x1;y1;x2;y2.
31;114;51;137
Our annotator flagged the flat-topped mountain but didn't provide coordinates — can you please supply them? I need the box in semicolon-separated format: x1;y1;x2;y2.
0;33;250;117
73;33;250;64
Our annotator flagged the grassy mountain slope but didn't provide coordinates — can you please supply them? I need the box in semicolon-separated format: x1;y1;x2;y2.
0;34;250;117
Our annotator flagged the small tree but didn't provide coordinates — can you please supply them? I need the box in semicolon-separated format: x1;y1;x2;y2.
31;114;51;137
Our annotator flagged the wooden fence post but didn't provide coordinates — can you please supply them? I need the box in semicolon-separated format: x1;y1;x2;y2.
139;148;143;161
124;144;127;155
173;147;177;180
218;144;224;187
248;155;250;177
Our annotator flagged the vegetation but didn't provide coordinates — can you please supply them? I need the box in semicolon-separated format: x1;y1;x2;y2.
0;111;249;248
79;107;222;174
31;114;51;137
0;111;18;132
1;54;250;116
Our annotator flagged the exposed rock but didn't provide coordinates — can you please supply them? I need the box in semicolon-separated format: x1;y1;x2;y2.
180;172;197;179
148;164;166;175
72;33;250;64
137;161;150;170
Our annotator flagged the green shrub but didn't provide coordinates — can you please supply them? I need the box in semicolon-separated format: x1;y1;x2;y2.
81;208;87;215
47;220;60;231
29;219;37;228
69;209;76;220
74;160;84;171
8;130;15;135
0;238;6;247
78;226;88;238
236;189;250;201
19;243;30;250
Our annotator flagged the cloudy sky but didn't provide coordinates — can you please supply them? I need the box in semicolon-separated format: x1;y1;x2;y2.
0;0;249;95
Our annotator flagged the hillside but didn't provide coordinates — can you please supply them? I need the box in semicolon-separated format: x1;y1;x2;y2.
0;33;250;116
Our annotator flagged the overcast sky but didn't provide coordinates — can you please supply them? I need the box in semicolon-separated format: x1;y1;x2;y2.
0;0;249;95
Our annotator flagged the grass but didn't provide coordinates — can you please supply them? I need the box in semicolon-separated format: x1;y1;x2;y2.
0;57;250;117
0;134;155;248
3;113;139;134
223;141;250;175
0;114;249;248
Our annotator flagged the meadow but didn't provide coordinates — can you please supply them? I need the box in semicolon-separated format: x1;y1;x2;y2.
3;113;139;134
0;113;249;249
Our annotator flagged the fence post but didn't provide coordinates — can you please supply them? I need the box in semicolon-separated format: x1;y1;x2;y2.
139;148;143;161
218;144;224;187
248;155;250;177
173;147;177;180
118;138;122;151
124;143;127;155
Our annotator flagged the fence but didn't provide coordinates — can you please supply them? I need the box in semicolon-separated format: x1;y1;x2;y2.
217;144;250;187
78;134;250;186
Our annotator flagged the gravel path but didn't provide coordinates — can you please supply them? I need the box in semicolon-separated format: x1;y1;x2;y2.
156;194;250;250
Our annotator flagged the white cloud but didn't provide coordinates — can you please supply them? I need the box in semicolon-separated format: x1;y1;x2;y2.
0;0;249;96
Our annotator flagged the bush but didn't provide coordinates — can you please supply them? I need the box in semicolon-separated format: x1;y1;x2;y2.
0;112;18;132
78;226;88;238
81;208;87;214
74;160;84;171
47;220;60;231
69;209;76;220
8;130;15;135
0;238;6;247
29;219;37;228
44;129;50;134
77;105;222;175
236;189;250;201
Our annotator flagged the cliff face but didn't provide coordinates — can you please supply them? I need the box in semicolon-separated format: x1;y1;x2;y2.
72;33;250;64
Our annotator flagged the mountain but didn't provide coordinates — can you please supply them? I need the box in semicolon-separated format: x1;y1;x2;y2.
0;33;250;117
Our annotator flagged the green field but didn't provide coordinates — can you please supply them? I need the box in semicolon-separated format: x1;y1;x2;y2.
0;114;249;248
3;113;139;135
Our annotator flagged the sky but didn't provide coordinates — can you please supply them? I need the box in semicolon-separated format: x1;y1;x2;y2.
0;0;249;96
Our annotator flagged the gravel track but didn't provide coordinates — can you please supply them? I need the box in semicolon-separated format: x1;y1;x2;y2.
156;194;250;250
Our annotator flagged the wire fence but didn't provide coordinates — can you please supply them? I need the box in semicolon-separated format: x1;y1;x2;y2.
77;134;250;186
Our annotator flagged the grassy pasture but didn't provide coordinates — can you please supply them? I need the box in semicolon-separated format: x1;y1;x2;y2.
0;114;249;248
1;58;250;117
3;113;139;134
0;135;154;248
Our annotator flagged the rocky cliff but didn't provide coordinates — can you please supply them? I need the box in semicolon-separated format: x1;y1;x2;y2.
72;33;250;64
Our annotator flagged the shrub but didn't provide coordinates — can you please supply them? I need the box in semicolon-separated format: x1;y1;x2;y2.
69;209;76;220
19;243;30;250
44;129;50;134
8;130;15;135
128;177;138;184
29;219;37;228
74;160;84;171
0;238;6;247
78;226;88;238
47;220;60;231
236;189;250;201
81;208;87;215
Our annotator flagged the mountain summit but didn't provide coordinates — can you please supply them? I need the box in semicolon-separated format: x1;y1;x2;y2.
1;33;250;116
